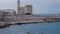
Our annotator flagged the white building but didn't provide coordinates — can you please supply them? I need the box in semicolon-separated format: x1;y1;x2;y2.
0;9;16;21
0;9;16;16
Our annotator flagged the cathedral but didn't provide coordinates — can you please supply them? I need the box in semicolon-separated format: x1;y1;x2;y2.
17;0;32;15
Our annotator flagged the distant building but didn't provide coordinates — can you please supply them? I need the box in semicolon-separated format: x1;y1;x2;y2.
0;9;16;17
21;5;32;15
0;9;16;21
18;5;32;15
17;0;32;15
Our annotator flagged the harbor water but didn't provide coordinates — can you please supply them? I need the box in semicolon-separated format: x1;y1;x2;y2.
0;22;60;34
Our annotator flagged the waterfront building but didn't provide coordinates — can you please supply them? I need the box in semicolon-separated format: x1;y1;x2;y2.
0;9;16;15
17;0;32;15
20;5;32;15
3;9;16;16
0;9;16;21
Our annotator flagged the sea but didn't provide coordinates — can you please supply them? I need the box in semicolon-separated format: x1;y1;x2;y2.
0;22;60;34
0;14;60;34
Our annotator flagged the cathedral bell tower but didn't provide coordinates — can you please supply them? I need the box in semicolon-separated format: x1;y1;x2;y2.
17;0;20;15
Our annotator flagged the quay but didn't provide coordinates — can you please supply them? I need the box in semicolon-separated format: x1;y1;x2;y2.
0;15;60;28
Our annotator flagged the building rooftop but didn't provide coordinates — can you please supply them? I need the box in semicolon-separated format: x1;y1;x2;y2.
0;9;16;12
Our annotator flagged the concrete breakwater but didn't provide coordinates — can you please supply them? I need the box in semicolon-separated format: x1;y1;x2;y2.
0;16;60;28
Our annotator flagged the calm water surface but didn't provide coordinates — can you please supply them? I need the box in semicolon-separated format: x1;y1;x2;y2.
0;22;60;34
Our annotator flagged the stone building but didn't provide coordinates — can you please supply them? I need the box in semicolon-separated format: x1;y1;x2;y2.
21;5;32;15
17;0;32;15
3;9;16;16
0;9;16;21
18;5;32;15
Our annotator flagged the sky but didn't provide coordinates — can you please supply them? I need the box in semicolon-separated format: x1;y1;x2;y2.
0;0;60;14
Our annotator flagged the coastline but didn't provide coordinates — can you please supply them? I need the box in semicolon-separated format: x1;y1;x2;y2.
0;16;60;29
